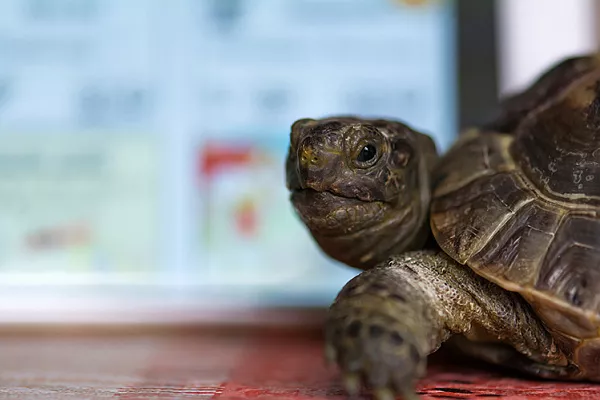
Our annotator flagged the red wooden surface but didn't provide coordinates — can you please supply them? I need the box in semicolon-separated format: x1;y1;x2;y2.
0;327;598;399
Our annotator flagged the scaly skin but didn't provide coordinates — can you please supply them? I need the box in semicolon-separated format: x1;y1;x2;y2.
285;117;571;399
325;250;569;399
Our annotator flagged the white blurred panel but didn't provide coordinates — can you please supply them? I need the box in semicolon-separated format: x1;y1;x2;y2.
496;0;598;96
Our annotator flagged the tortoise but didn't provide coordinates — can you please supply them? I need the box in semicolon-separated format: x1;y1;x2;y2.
284;53;600;400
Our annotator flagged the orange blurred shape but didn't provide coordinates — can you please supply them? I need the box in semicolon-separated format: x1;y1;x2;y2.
25;223;91;251
235;198;257;237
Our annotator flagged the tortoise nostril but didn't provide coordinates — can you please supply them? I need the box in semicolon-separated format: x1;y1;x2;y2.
299;137;320;168
299;150;311;168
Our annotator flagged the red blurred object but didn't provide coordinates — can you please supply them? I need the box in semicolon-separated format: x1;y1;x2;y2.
199;142;255;178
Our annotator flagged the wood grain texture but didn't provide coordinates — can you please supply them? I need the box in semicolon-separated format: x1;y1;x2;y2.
0;326;598;399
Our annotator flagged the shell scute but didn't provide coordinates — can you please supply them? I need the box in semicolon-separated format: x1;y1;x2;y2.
575;339;600;377
470;202;562;286
536;214;600;313
431;134;535;266
431;132;600;342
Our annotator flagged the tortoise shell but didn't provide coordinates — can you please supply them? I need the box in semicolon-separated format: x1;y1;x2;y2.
430;56;600;376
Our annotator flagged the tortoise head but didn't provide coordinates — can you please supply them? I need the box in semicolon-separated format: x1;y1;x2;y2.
286;116;438;269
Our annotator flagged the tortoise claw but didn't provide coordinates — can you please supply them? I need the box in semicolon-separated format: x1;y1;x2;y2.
324;344;337;366
325;313;425;399
374;388;395;400
342;372;361;397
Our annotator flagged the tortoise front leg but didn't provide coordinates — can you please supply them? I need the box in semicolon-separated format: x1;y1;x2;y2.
325;250;569;400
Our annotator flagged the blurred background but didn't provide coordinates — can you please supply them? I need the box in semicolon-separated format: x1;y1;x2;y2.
0;0;597;326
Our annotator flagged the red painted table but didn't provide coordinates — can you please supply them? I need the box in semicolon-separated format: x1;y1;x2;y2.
0;326;598;399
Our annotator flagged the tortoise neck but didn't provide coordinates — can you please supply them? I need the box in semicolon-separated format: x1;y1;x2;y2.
408;133;438;250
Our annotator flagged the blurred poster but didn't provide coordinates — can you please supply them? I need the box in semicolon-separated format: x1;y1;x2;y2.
0;0;455;309
195;133;346;288
0;134;160;284
0;0;157;131
186;0;455;149
0;0;162;286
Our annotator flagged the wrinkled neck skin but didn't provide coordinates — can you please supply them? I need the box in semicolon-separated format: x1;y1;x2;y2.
320;163;432;271
290;135;438;271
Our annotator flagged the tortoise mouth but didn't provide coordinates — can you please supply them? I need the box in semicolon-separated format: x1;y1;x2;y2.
290;188;388;236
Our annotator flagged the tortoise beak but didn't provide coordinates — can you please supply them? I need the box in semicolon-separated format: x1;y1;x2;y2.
296;138;339;192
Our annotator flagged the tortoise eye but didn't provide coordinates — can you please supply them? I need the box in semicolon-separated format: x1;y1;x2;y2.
356;144;377;163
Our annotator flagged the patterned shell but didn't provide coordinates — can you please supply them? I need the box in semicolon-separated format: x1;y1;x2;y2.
430;55;600;375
